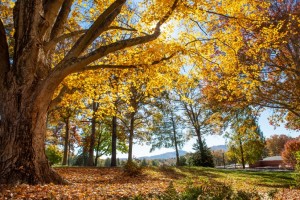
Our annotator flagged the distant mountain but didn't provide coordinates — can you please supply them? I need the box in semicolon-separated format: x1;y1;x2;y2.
210;145;227;151
139;150;187;160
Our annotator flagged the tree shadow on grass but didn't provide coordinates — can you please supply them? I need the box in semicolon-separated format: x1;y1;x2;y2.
213;169;295;188
177;166;222;179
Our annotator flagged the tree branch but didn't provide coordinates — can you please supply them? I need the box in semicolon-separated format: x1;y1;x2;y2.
45;26;137;51
66;0;179;73
36;0;179;107
64;0;126;59
45;29;87;51
76;52;177;73
50;0;74;41
41;0;65;37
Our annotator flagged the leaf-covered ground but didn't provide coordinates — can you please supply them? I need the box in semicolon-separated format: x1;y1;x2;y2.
0;167;299;199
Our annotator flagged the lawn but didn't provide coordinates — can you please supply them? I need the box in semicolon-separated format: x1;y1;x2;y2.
0;167;299;199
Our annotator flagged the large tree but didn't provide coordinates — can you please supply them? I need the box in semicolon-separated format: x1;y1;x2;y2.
0;0;179;184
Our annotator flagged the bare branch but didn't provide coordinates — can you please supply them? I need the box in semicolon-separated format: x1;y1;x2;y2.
107;26;137;32
45;29;87;51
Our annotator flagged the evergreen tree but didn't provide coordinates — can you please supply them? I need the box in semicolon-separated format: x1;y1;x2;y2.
190;140;214;167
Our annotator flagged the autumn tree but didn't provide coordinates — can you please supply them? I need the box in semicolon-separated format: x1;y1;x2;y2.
177;79;225;166
0;0;181;184
226;108;265;169
265;134;293;156
281;140;300;168
190;0;300;130
149;92;186;166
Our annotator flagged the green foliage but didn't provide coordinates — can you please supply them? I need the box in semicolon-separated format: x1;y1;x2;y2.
149;93;186;157
179;156;187;166
151;160;160;166
104;157;111;167
141;158;148;167
189;141;214;167
45;145;63;166
123;161;143;176
73;152;88;166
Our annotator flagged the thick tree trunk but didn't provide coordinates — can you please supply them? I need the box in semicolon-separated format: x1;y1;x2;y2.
0;89;66;184
111;116;117;167
0;1;66;184
62;117;70;165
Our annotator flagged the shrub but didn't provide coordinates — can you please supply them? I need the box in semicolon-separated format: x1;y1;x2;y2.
123;161;142;176
45;145;63;165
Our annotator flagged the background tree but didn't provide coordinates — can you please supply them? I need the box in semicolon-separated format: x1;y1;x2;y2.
189;140;214;167
45;145;63;166
226;108;265;169
265;134;293;156
281;140;300;168
149;92;186;166
190;0;300;131
177;78;226;166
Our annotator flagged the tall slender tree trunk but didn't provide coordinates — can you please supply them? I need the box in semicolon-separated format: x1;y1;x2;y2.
170;113;180;166
196;129;204;159
111;116;117;167
95;124;102;167
239;138;246;169
128;113;135;162
62;117;70;165
88;101;98;166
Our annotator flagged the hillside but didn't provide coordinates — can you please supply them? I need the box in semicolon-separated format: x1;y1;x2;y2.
210;145;227;151
139;150;187;160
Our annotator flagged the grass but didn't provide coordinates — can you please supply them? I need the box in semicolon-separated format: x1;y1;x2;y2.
144;166;296;191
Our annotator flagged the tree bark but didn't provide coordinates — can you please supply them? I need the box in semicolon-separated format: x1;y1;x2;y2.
62;117;70;165
87;101;97;166
171;113;180;166
111;116;117;167
0;1;66;184
127;113;135;163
